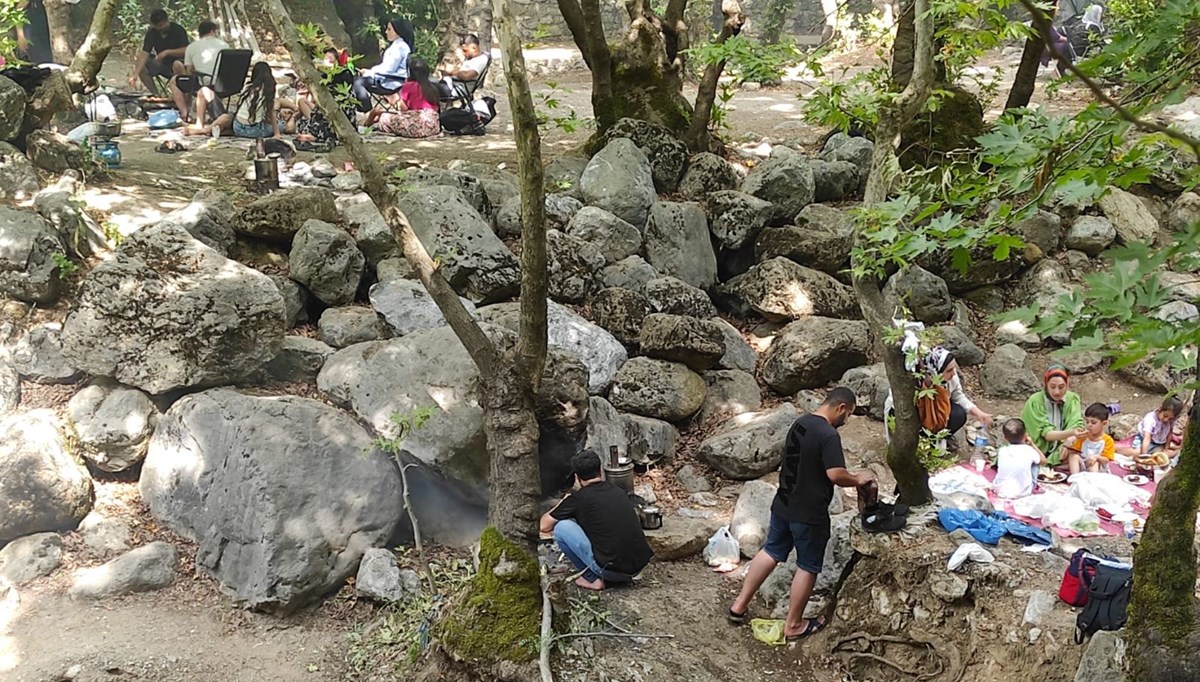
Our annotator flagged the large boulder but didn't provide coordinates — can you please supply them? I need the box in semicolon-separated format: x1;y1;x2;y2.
547;230;605;302
479;301;626;394
0;206;65;304
840;363;889;421
980;344;1041;399
0;410;94;544
643;201;718;290
695;404;798;479
397;185;520;304
447;161;521;211
270;275;309;328
66;380;160;473
589;287;652;346
544;155;589;198
1065;216;1116;256
810;159;860;202
339;193;398;266
580;138;657;228
762;318;871;394
157;189;237;256
26;130;87;174
821;133;873;174
1014;210;1064;260
0;364;16;417
712;318;757;373
60;224;286;394
12;323;81;384
717;257;857;320
318;307;388;348
1168;192;1200;233
288;220;365;306
679;152;741;200
264;336;333;383
0;141;41;201
755;203;856;275
644;276;718;318
406;168;494;220
1098;187;1158;245
369;279;477;337
495;193;581;238
0;533;62;585
140;390;404;612
234;188;339;243
638;313;726;372
602;118;689;194
564;206;642;264
883;266;952;324
582;396;627;461
34;173;109;258
706;190;773;251
920;240;1023;294
741;156;815;224
645;515;721;560
69;542;176;600
609;357;707;423
0;75;26;140
937;325;985;366
623;414;680;464
601;255;659;291
730;480;776;557
699;369;762;423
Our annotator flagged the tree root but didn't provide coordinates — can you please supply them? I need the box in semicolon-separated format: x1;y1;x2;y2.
834;629;963;682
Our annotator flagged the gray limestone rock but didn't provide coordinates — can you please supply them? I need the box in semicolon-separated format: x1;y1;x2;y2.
288;220;365;306
69;542;177;600
0;410;94;544
66;380;160;472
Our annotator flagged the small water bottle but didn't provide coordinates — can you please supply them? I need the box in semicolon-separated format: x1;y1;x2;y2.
972;424;989;472
1124;521;1136;540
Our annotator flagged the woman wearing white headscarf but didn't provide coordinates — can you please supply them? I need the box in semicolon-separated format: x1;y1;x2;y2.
884;347;992;442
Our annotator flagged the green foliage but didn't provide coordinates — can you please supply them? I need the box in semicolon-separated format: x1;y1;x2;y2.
115;0;203;51
1094;0;1200;91
688;35;800;86
372;407;437;454
0;0;25;65
344;552;474;678
535;81;591;134
51;252;78;280
102;221;124;247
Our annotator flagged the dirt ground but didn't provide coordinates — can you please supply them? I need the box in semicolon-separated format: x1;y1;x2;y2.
0;41;1133;682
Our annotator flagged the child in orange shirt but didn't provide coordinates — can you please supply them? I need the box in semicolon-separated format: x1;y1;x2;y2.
1067;402;1116;474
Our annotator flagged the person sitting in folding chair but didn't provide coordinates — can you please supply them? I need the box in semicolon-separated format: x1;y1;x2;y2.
170;20;228;125
352;19;413;113
191;62;279;139
439;34;490;104
129;8;190;94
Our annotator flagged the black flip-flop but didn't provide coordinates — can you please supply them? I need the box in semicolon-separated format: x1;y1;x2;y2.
785;616;827;641
727;608;748;626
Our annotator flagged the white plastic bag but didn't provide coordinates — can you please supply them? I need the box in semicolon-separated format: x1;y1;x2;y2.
1069;471;1151;508
703;525;741;567
947;542;995;571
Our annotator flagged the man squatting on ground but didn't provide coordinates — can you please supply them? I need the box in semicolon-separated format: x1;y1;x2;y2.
728;387;877;640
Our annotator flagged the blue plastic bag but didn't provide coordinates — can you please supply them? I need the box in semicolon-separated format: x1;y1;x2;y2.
148;110;181;129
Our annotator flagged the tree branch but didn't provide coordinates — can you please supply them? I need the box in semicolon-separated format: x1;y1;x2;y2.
555;0;595;69
263;0;500;375
580;0;617;132
495;0;548;385
685;0;744;152
539;570;554;682
664;0;688;26
1017;0;1200;158
65;0;119;93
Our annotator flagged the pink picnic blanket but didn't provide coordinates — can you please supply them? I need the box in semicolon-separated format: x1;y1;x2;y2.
956;460;1156;537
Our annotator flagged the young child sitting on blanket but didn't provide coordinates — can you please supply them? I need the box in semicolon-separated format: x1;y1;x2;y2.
1117;396;1184;459
993;418;1047;499
1066;402;1116;474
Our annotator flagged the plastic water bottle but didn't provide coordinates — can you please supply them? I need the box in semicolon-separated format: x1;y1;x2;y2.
972;424;989;472
1124;521;1136;540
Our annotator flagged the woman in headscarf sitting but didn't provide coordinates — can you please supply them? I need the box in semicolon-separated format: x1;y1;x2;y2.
885;347;992;442
1019;364;1084;467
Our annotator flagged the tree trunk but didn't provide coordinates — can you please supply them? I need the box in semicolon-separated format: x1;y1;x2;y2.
333;0;380;65
760;0;795;44
854;0;937;505
582;0;617;132
685;0;743;152
1128;380;1200;680
1004;36;1043;111
65;0;119;94
819;0;839;44
43;0;73;64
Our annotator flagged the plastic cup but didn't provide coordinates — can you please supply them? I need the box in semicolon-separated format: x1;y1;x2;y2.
974;458;986;473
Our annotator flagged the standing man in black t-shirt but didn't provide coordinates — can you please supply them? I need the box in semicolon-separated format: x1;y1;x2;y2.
129;8;190;92
540;451;653;591
727;387;875;640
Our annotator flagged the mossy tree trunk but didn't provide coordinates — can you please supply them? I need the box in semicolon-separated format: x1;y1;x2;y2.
43;0;74;64
685;0;744;151
1128;391;1200;681
1004;35;1043;111
853;0;936;506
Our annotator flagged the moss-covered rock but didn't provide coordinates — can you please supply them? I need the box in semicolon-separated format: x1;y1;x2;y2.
437;527;541;665
899;84;984;169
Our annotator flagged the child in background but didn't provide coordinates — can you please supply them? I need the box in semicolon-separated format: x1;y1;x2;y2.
1117;396;1184;458
1066;403;1116;474
993;418;1047;498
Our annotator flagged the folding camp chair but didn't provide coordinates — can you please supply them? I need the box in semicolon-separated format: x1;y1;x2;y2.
198;49;253;118
439;54;491;111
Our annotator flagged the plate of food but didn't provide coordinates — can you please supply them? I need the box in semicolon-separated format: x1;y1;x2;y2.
1038;470;1068;484
1136;453;1170;468
1123;474;1150;486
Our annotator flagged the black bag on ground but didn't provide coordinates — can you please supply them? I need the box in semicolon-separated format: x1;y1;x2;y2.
440;96;497;136
1074;563;1132;644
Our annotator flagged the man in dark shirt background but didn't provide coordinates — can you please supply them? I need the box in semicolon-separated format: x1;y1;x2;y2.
727;387;875;640
129;8;190;92
540;451;653;591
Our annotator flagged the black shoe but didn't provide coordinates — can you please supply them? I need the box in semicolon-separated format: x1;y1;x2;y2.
862;508;907;533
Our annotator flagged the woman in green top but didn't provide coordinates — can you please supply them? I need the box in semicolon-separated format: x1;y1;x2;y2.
1019;364;1085;466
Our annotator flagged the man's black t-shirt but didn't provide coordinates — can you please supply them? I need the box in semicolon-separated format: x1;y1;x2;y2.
143;23;189;60
771;414;846;528
550;481;653;576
